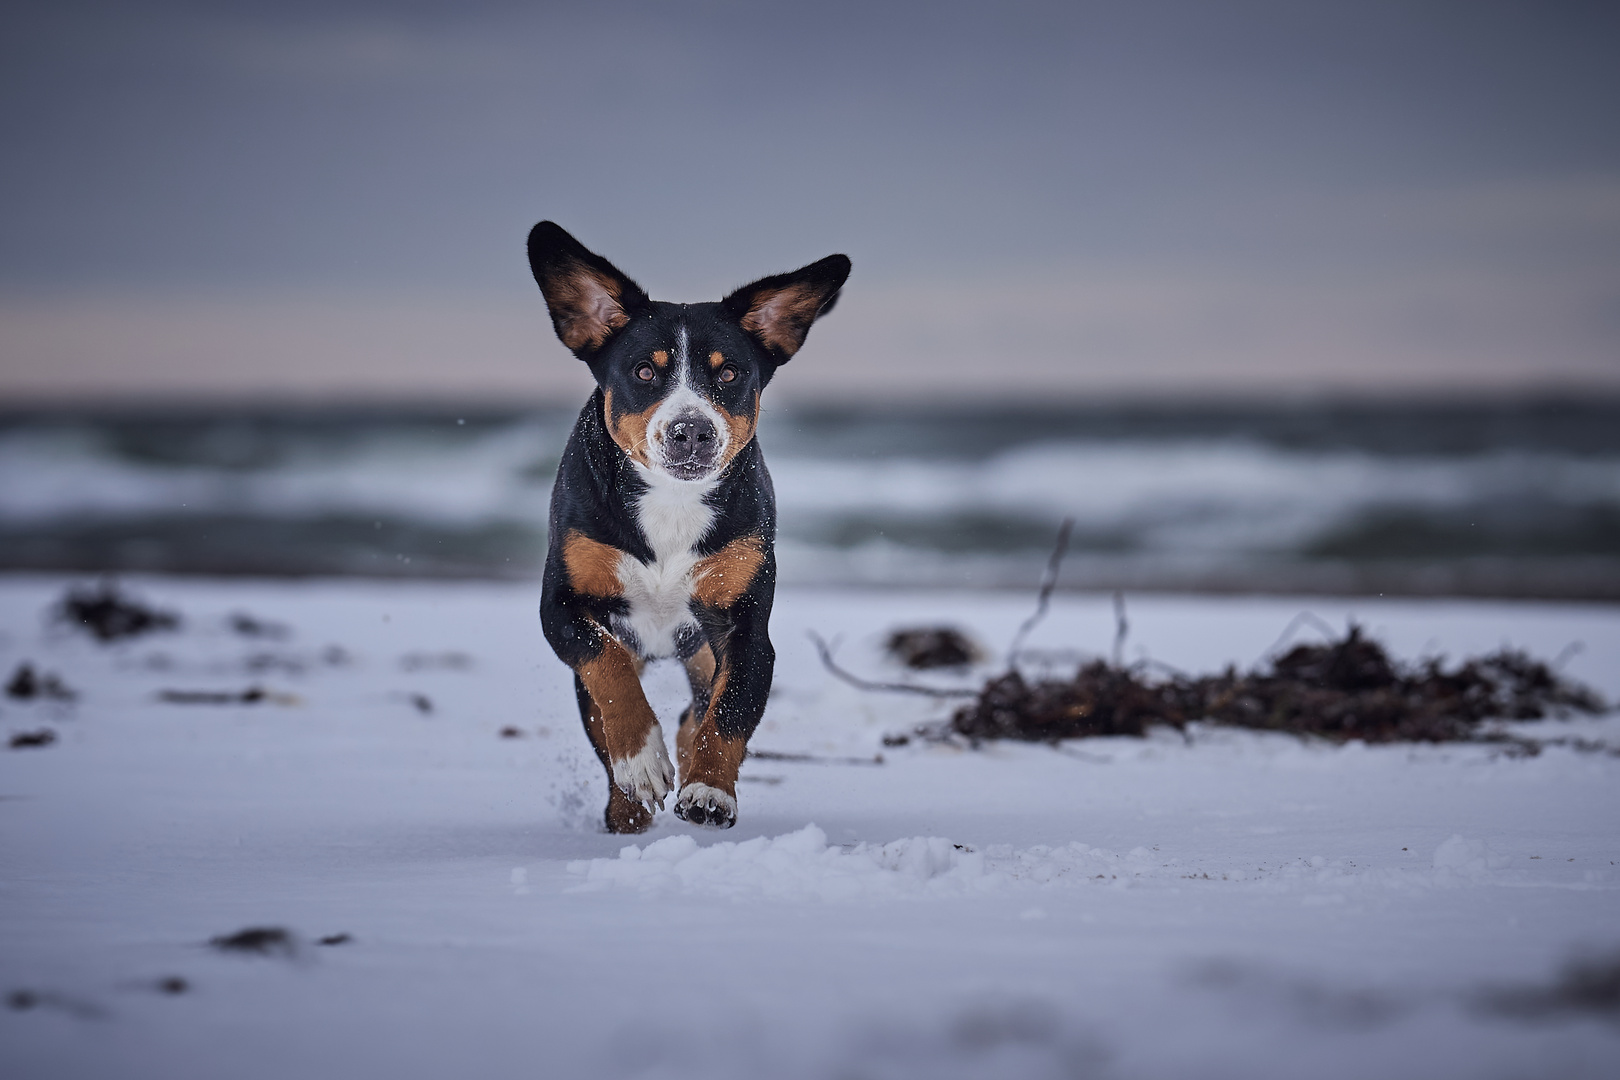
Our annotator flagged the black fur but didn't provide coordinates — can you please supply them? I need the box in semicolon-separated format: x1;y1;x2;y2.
541;390;778;739
527;221;849;826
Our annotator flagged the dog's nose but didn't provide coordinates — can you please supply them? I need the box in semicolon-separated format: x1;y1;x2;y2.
663;412;719;471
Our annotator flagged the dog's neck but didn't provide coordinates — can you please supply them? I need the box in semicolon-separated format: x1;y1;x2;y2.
629;462;718;563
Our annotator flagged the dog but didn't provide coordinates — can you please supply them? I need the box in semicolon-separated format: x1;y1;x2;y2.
526;222;850;833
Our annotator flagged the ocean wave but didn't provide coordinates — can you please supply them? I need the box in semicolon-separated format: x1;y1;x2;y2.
1;407;1616;593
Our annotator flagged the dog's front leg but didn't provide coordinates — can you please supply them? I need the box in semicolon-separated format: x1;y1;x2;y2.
575;629;674;812
674;609;774;829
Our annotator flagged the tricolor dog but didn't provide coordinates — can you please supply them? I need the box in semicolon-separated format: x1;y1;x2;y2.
527;222;850;833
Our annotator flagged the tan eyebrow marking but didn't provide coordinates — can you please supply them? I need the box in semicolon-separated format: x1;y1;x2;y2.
651;350;669;367
708;350;726;369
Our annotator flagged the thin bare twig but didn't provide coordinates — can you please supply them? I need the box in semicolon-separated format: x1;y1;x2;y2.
809;631;978;698
1259;610;1341;663
1008;518;1075;663
1111;590;1129;667
1552;641;1584;672
747;749;885;766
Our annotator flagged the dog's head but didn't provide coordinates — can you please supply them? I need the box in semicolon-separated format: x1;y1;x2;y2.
527;222;850;483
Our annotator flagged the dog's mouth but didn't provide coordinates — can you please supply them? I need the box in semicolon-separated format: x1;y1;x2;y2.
662;460;716;482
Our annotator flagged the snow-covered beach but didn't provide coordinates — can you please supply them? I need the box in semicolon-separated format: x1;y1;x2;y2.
2;576;1618;1078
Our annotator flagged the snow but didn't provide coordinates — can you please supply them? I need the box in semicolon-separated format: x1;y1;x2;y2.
569;826;1550;902
2;576;1618;1079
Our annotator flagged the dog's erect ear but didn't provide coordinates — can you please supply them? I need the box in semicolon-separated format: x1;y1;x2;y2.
527;222;649;356
721;254;851;361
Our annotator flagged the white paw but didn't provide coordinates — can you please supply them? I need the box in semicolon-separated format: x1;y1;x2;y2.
673;783;736;828
611;725;674;810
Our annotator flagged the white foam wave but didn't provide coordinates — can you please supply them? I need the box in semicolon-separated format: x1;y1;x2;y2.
772;440;1620;552
0;422;556;523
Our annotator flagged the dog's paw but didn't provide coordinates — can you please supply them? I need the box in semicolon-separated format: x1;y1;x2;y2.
611;726;674;811
673;783;736;828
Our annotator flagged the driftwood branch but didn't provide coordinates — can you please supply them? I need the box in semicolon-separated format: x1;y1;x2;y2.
1111;590;1129;667
747;749;886;766
1260;611;1342;663
811;518;1083;699
1007;517;1075;663
808;631;978;698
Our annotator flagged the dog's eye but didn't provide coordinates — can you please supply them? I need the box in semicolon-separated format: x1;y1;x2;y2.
634;363;656;383
718;365;738;384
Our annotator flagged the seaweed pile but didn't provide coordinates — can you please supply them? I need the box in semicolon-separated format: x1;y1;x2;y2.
54;582;178;642
885;626;982;670
943;625;1605;745
5;662;75;701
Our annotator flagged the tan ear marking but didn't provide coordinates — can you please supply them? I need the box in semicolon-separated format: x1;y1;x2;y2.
546;258;629;351
740;284;827;356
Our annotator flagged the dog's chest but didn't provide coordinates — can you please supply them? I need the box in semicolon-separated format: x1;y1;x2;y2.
612;474;716;658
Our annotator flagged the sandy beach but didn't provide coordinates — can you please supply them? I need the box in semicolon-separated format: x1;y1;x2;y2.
2;576;1617;1078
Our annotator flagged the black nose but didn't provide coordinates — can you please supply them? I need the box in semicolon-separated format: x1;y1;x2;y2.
664;413;719;469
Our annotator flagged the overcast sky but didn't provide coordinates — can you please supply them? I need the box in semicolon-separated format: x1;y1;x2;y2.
2;0;1617;404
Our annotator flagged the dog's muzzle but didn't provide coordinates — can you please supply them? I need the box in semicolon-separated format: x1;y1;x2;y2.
660;411;720;479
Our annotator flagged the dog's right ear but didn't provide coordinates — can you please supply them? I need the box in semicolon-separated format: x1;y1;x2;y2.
527;222;649;357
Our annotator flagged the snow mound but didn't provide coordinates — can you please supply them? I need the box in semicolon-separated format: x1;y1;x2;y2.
568;825;985;900
568;826;1538;901
566;825;1162;900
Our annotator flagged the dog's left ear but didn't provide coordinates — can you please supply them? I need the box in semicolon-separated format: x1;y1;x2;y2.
722;254;851;361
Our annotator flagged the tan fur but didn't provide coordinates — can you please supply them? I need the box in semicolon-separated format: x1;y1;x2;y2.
604;785;655;833
651;350;669;368
676;701;700;773
740;284;827;356
715;390;760;468
575;631;660;779
685;642;717;688
580;692;654;833
691;534;766;609
676;643;717;737
678;663;748;797
562;531;624;598
602;389;656;467
546;258;629;351
708;350;726;369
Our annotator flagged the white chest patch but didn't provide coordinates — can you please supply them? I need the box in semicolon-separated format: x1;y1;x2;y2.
614;466;716;658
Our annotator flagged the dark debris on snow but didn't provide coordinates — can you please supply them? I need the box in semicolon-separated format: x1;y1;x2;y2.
6;662;76;701
885;626;982;670
55;582;179;643
209;927;297;956
932;625;1605;746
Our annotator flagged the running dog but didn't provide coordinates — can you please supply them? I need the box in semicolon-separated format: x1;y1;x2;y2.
527;222;850;832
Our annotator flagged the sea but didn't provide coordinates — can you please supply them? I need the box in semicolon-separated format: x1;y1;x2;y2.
1;400;1616;599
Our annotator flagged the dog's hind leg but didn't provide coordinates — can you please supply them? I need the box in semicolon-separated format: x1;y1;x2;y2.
675;614;772;829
